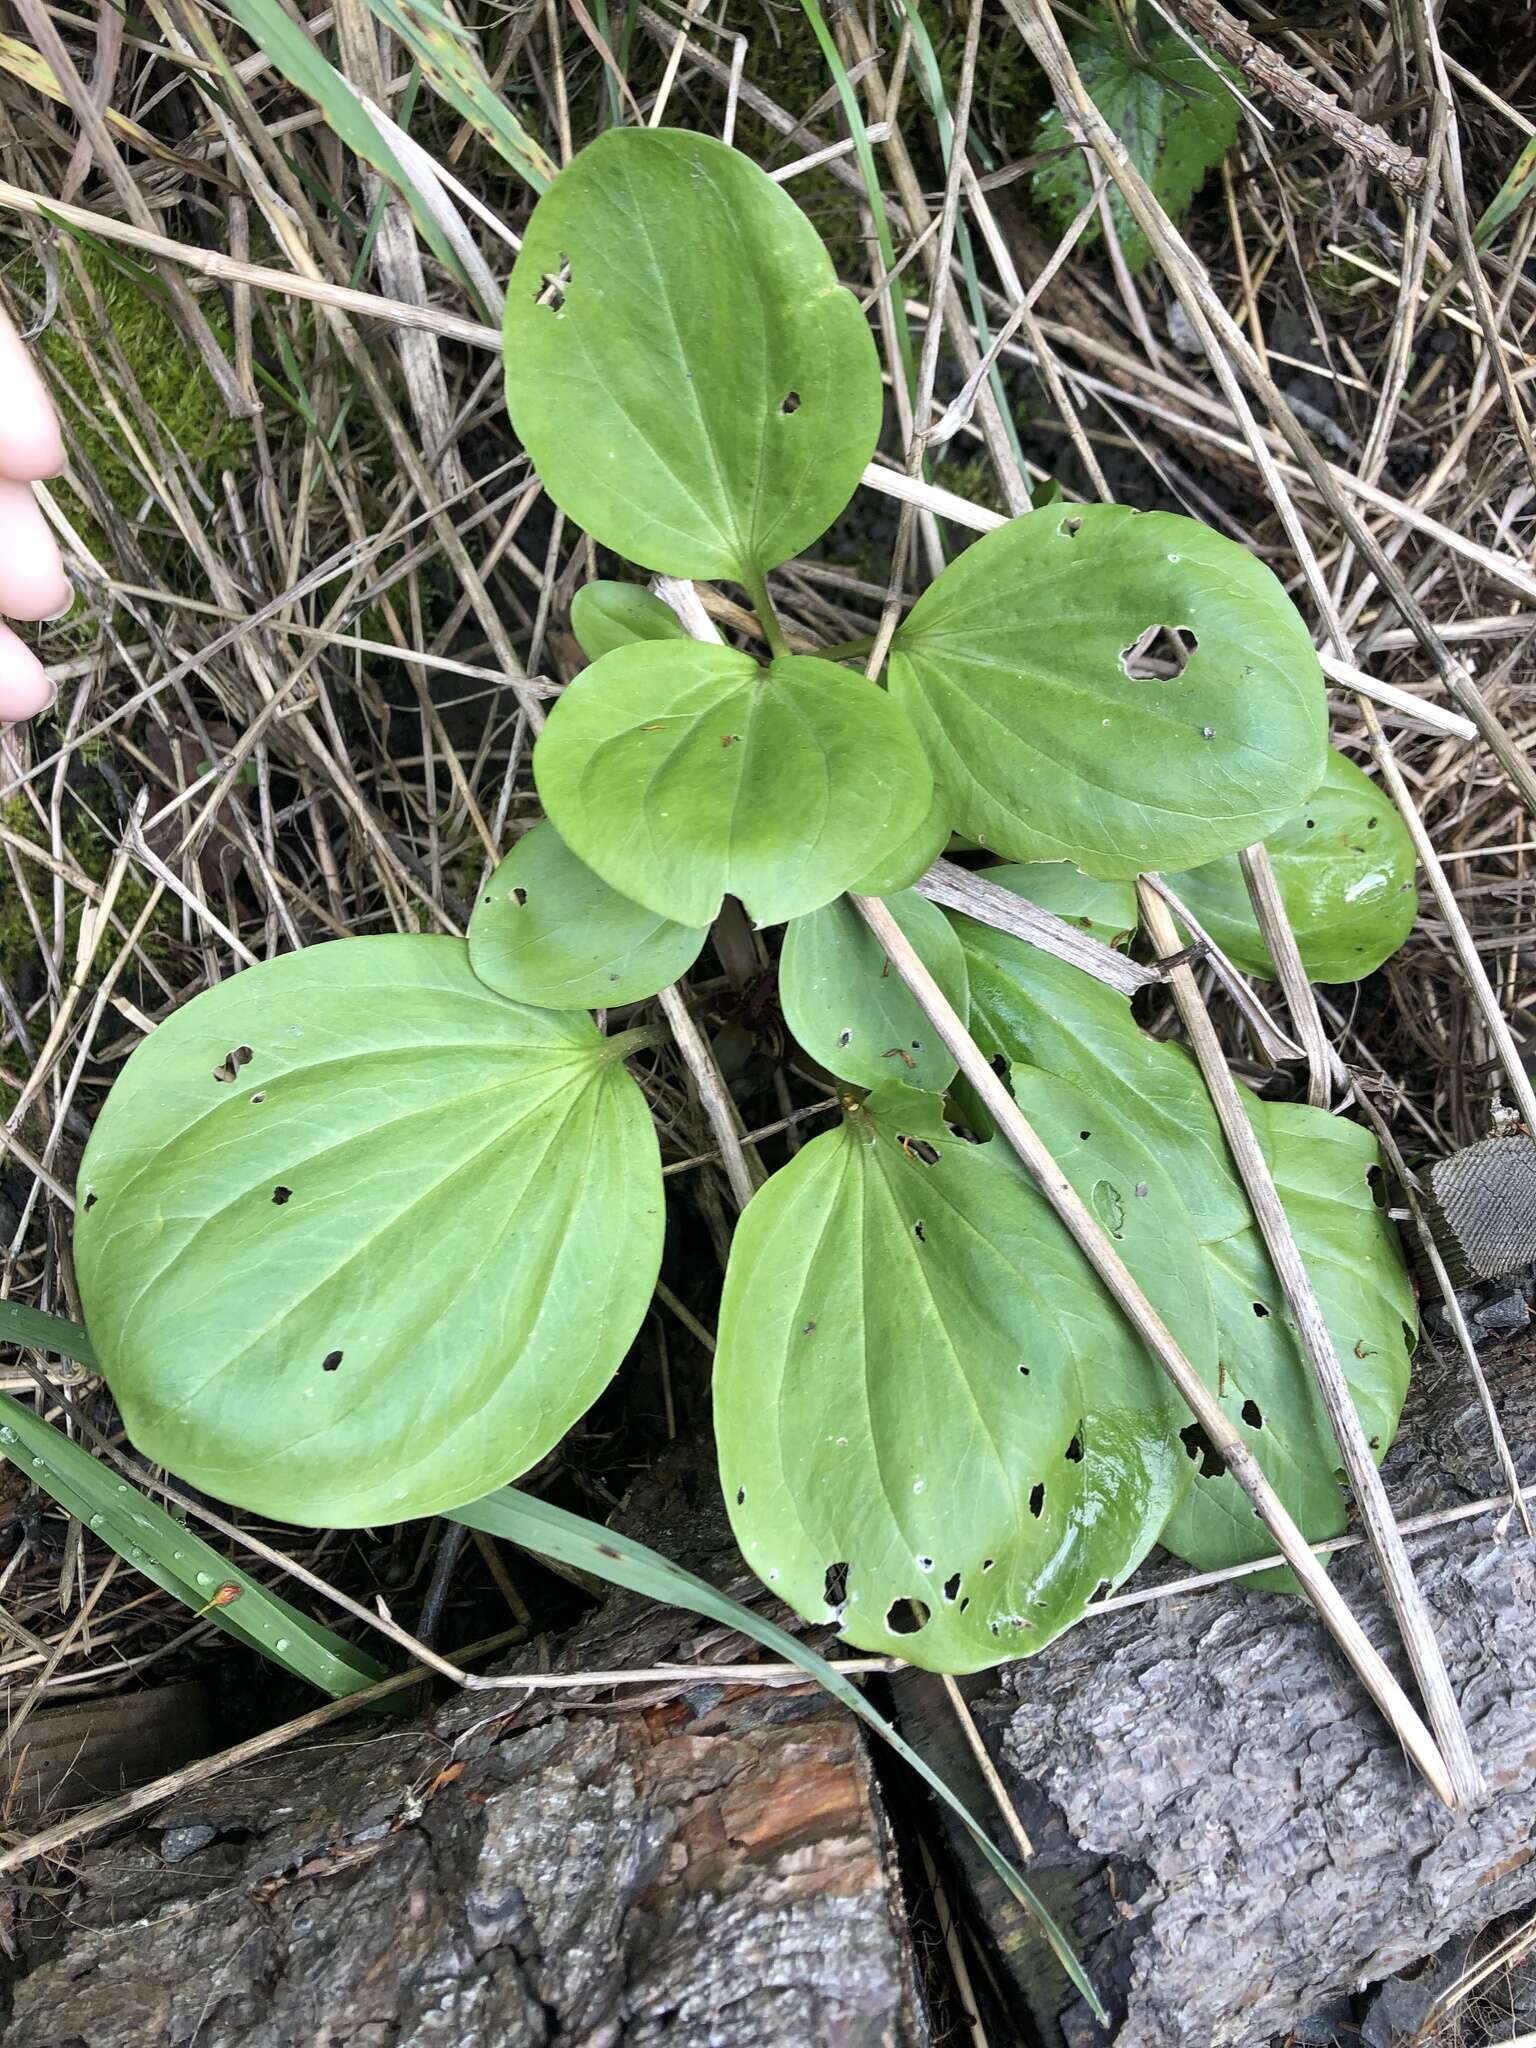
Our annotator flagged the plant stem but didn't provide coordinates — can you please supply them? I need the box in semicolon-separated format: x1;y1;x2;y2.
603;1022;670;1061
742;567;790;661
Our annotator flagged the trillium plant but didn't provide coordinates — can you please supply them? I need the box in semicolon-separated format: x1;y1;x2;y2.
74;128;1421;1675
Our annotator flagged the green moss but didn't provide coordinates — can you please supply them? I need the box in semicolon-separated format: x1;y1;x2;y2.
0;791;176;990
24;245;252;558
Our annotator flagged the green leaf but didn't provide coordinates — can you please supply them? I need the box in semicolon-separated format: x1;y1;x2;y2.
1168;749;1417;984
946;914;1416;1569
981;862;1139;949
75;937;663;1527
1159;1102;1416;1575
1031;10;1241;273
0;1298;96;1367
534;643;935;927
890;505;1327;879
570;581;686;664
0;1380;388;1702
451;1482;1106;2022
779;890;969;1094
361;0;555;190
503;127;883;580
849;785;951;894
956;914;1262;1237
714;1084;1211;1673
468;822;707;1010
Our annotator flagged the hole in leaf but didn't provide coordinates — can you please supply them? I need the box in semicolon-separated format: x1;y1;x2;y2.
1017;1363;1031;1377
1241;1398;1263;1429
736;1487;746;1506
536;254;571;310
780;389;801;414
213;1045;253;1083
272;1186;292;1206
1367;816;1378;829
1028;1482;1045;1518
836;1029;852;1048
885;1597;930;1635
510;886;528;907
1367;1164;1387;1208
898;1134;941;1165
913;1220;927;1242
1179;1421;1227;1479
1119;624;1199;681
1079;1129;1092;1142
1252;1300;1270;1318
83;1190;97;1211
916;1555;934;1573
321;1350;343;1373
824;1561;850;1608
982;1557;995;1572
942;1572;962;1602
959;1596;971;1612
1064;1431;1084;1463
1058;514;1083;538
249;1092;266;1106
1305;818;1316;830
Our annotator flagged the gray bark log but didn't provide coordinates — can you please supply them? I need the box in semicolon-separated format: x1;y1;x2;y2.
974;1323;1536;2048
2;1459;925;2048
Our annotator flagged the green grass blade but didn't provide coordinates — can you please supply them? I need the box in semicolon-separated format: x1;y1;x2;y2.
218;0;486;302
795;0;916;395
361;0;556;192
1475;135;1536;247
452;1485;1106;2022
0;1308;390;1702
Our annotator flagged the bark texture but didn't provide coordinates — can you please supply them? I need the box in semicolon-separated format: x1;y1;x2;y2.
3;1460;925;2048
979;1325;1536;2048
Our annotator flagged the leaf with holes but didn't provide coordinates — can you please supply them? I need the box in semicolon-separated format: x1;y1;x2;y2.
570;581;687;664
889;505;1327;878
981;863;1139;949
714;1082;1213;1672
1031;10;1241;273
955;911;1262;1236
74;936;663;1528
779;890;969;1094
947;911;1416;1568
503;126;882;580
534;642;935;927
1158;1101;1416;1576
468;822;707;1010
1168;749;1417;984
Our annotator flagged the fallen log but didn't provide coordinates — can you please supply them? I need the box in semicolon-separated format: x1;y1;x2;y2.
970;1321;1536;2047
1;1460;925;2048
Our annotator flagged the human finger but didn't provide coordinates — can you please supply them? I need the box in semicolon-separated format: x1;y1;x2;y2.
0;478;70;621
0;616;54;723
0;306;65;482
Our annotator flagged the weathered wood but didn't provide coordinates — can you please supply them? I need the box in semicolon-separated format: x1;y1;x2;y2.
2;1461;925;2047
968;1325;1536;2048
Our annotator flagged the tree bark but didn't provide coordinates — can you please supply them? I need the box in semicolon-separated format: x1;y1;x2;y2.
968;1323;1536;2048
2;1458;925;2048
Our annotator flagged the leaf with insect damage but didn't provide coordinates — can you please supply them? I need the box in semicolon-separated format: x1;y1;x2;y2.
779;890;969;1094
714;1080;1211;1671
469;821;707;1009
74;937;662;1527
889;505;1327;879
504;126;882;580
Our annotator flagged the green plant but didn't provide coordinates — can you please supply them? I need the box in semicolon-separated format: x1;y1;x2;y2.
66;128;1418;1684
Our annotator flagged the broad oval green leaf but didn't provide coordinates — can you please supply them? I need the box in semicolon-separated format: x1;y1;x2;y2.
850;784;951;895
982;862;1139;948
534;642;935;927
1169;749;1417;984
779;890;969;1094
469;822;707;1009
1158;1101;1415;1577
889;505;1328;878
75;936;664;1528
947;912;1416;1566
715;1083;1213;1672
504;127;883;580
570;581;686;664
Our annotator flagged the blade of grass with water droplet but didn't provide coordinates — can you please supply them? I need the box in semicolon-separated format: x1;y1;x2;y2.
451;1484;1106;2022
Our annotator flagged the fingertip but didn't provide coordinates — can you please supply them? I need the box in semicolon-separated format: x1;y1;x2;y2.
0;478;69;620
0;620;55;724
